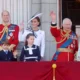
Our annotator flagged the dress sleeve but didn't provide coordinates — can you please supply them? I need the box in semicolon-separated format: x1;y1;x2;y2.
40;31;45;58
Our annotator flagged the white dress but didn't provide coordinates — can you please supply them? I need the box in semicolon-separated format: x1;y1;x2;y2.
19;29;45;57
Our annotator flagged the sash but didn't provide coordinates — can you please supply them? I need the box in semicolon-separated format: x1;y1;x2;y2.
53;32;76;61
0;24;16;44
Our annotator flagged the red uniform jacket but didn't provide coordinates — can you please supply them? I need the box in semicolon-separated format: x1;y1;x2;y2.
50;26;78;62
0;24;19;50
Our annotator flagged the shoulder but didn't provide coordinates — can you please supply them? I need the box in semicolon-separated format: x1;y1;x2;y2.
71;31;78;37
0;50;4;55
11;24;19;29
23;45;28;50
24;29;32;33
8;51;13;55
38;30;45;35
39;30;45;33
23;30;32;36
33;44;39;49
70;31;78;40
0;24;3;26
11;24;17;26
0;24;4;29
8;50;12;53
59;28;62;32
11;24;17;27
0;50;4;53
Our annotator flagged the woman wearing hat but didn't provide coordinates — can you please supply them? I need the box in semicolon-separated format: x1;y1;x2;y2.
19;13;45;60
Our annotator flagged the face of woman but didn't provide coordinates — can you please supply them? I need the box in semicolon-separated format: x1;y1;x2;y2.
27;36;34;45
31;18;39;28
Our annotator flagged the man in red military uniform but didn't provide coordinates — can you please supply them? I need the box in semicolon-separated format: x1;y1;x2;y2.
50;11;78;62
0;10;19;53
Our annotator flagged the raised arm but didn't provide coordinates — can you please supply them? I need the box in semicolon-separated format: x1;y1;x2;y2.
50;11;60;37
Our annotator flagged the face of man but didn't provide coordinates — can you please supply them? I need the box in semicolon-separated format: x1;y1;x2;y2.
62;19;72;31
2;11;10;23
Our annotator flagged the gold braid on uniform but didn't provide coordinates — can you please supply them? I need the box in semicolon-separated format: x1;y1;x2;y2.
0;24;8;40
53;30;71;44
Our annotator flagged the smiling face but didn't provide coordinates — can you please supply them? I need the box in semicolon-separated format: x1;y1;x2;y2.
2;44;9;50
62;18;72;31
27;36;34;45
2;11;10;23
31;18;40;28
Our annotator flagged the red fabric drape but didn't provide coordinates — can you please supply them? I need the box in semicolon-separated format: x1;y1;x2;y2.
0;62;80;80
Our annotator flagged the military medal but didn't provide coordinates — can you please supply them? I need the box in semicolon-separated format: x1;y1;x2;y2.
9;33;13;37
71;44;74;48
7;36;10;40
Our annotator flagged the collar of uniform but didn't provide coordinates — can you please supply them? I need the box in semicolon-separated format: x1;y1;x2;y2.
33;29;40;32
3;50;8;54
63;29;71;34
2;23;11;28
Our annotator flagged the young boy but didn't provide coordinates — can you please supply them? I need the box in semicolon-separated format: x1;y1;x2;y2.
0;41;17;61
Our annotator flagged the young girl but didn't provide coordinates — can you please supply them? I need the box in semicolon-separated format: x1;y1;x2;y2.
20;33;41;62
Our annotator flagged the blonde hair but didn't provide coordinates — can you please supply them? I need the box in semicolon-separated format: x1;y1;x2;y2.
1;10;10;16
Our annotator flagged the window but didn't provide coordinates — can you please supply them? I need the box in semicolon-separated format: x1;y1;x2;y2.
0;0;31;28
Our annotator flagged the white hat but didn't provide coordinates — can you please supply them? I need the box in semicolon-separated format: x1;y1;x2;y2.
28;13;43;24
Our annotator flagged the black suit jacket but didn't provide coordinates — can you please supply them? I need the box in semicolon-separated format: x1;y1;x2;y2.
0;50;17;61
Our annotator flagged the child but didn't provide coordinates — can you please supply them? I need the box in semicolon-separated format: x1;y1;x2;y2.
20;33;41;62
0;41;17;61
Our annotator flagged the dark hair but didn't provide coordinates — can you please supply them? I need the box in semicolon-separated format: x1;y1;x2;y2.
25;33;34;46
32;17;41;27
2;10;10;16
